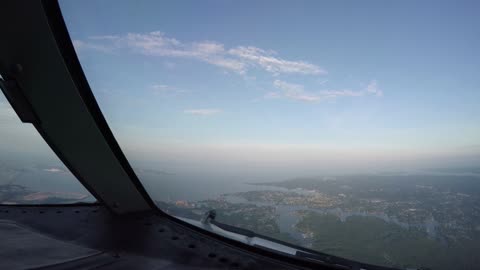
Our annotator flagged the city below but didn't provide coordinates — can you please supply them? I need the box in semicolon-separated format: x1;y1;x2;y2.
158;172;480;270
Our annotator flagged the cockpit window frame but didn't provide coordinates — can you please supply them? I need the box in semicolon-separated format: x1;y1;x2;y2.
0;0;155;213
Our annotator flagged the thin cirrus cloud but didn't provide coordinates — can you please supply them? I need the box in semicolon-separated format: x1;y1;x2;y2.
73;31;325;75
150;84;171;95
151;84;170;91
72;40;114;54
150;84;187;95
183;109;222;116
73;32;382;105
365;80;383;96
43;168;64;173
228;46;325;75
266;79;383;102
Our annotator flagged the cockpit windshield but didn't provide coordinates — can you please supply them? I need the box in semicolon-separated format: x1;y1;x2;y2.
57;1;480;269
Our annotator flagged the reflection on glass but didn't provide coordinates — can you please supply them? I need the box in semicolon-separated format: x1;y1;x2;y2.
0;88;93;204
60;1;480;269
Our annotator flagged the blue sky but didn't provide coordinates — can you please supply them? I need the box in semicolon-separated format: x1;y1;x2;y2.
48;0;480;174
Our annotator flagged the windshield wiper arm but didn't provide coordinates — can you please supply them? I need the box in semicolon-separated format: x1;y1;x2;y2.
196;209;403;270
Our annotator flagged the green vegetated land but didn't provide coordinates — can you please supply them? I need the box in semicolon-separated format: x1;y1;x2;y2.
295;211;480;270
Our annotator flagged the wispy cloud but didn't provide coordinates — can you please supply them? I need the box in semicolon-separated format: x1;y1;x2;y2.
72;40;113;53
228;46;326;75
43;168;64;173
269;80;322;102
151;84;170;91
184;109;222;116
73;31;324;75
366;79;383;96
267;79;383;103
150;84;187;95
